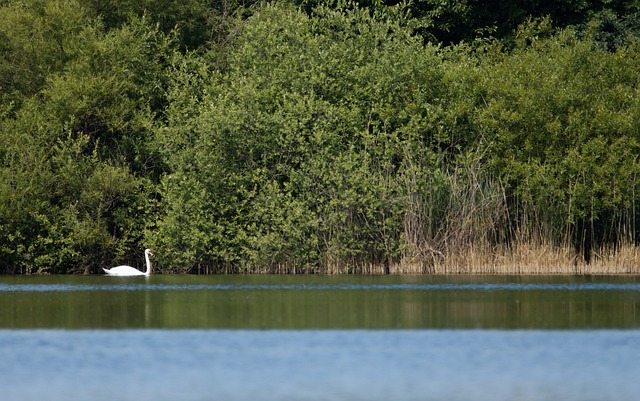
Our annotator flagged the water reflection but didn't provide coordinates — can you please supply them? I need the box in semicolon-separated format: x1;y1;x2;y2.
1;275;640;329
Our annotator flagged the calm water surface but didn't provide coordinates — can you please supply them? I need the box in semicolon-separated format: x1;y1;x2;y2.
2;275;640;400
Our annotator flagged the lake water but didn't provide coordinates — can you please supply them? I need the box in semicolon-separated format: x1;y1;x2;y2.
2;275;640;400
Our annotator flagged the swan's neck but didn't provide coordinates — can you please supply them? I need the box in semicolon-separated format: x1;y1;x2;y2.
144;252;152;275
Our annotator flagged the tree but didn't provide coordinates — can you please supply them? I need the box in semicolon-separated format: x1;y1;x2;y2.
149;2;449;272
475;23;640;262
0;0;174;273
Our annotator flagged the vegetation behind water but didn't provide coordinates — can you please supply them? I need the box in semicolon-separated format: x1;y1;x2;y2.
2;0;640;274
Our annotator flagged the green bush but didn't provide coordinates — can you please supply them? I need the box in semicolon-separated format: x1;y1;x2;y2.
149;3;449;272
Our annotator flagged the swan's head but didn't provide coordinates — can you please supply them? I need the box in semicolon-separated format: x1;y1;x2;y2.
145;249;153;256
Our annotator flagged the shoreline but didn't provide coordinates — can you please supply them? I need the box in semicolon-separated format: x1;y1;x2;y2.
235;243;640;275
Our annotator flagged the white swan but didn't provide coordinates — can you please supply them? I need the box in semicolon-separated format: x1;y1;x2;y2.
103;249;153;276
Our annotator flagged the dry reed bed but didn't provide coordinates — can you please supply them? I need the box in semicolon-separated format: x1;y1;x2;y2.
385;243;640;275
218;244;640;275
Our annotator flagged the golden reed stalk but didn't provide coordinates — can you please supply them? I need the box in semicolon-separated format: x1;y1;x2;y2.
388;242;640;275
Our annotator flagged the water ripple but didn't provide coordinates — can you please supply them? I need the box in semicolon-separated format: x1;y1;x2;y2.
2;282;640;292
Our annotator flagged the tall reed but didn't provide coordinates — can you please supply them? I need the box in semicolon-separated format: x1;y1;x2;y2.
388;153;640;275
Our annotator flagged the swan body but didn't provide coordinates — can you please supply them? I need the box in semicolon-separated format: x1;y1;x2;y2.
103;249;153;276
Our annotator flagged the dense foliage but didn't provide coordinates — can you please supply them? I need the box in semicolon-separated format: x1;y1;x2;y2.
1;0;640;273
